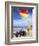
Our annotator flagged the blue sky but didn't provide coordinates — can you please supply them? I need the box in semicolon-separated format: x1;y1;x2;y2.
11;7;33;27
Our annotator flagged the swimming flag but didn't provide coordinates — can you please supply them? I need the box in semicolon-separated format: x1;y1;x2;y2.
19;8;30;19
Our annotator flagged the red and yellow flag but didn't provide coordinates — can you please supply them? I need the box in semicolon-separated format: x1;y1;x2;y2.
19;9;30;19
19;9;28;17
